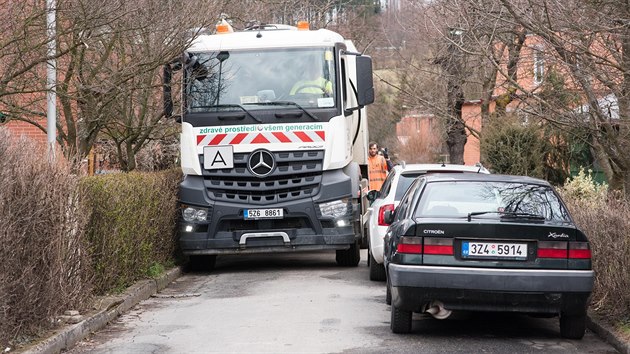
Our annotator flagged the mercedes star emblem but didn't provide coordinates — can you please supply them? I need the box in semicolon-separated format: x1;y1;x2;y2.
248;150;275;177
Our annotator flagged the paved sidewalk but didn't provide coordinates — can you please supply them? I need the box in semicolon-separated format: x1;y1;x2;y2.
21;267;181;354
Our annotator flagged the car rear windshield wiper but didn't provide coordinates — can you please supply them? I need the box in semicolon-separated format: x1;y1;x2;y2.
467;211;545;222
500;212;546;220
251;101;319;121
196;104;262;123
467;211;501;222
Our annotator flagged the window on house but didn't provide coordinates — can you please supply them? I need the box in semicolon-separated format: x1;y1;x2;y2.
534;48;544;84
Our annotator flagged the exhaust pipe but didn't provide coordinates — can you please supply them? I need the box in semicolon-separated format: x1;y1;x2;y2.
424;300;452;320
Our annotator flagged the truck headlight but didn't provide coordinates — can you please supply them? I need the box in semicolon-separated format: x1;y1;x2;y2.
183;207;197;222
318;199;350;218
182;206;209;222
195;209;208;221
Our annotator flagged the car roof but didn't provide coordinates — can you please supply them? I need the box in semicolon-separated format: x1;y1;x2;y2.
392;163;490;175
420;173;552;186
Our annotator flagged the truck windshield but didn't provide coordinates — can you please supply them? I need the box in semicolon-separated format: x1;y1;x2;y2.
186;47;336;113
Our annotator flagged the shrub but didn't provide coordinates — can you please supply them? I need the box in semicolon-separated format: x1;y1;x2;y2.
561;168;607;202
481;114;569;184
0;126;182;348
560;171;630;324
0;129;92;347
81;168;181;294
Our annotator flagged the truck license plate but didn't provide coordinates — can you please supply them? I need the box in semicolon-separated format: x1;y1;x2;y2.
244;208;283;220
462;241;527;260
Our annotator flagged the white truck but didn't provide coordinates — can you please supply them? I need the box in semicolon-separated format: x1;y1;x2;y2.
165;21;374;270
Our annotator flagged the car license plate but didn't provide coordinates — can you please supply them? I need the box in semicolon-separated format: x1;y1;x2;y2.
461;241;527;260
244;208;283;220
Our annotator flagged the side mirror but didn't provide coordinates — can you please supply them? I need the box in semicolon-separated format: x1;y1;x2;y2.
366;189;380;203
356;56;374;106
383;209;395;225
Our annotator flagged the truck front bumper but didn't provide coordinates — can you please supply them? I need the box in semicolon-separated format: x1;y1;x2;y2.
178;170;359;255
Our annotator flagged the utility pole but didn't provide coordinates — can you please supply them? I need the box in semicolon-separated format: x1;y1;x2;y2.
46;0;57;158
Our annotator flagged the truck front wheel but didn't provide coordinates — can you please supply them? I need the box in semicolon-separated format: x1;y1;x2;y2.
186;255;217;272
336;241;360;267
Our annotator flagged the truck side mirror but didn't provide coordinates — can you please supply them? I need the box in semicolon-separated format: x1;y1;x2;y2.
356;56;374;106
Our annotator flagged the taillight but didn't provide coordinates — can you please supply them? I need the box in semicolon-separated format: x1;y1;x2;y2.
378;204;395;226
424;237;453;255
537;241;568;258
569;242;591;259
537;241;591;259
396;236;422;254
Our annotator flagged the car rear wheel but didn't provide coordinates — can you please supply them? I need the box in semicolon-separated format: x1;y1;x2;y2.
385;276;392;305
336;241;360;267
369;251;386;281
560;312;586;339
391;304;412;333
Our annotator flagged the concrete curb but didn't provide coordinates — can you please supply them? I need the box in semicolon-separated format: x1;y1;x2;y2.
23;267;182;354
587;312;630;354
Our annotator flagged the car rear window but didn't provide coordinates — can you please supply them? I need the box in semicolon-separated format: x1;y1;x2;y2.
394;171;470;201
415;181;572;222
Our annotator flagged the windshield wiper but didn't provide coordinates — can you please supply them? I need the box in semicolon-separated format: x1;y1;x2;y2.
500;212;546;220
197;104;262;123
251;101;319;121
467;211;545;222
467;211;501;222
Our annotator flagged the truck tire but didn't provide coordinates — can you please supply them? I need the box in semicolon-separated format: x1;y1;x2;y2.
386;277;392;305
559;312;586;339
336;241;360;267
391;304;412;334
186;255;217;272
359;224;368;249
369;251;386;281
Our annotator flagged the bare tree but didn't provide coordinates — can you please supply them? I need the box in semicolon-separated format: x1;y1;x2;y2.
0;0;95;126
221;0;379;30
495;0;630;194
370;1;478;164
3;0;221;167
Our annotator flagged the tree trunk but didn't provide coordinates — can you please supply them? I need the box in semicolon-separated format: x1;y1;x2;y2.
443;32;467;165
446;82;467;164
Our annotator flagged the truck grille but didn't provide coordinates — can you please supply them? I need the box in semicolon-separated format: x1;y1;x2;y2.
200;150;324;205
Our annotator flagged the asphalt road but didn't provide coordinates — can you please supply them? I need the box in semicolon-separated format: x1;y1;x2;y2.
69;250;618;353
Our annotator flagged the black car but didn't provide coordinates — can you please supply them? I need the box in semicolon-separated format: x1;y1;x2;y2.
383;174;593;339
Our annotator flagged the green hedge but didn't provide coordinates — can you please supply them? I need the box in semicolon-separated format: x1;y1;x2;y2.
1;126;183;348
81;169;182;294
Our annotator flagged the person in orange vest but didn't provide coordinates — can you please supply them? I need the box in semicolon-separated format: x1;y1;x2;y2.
368;142;389;191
